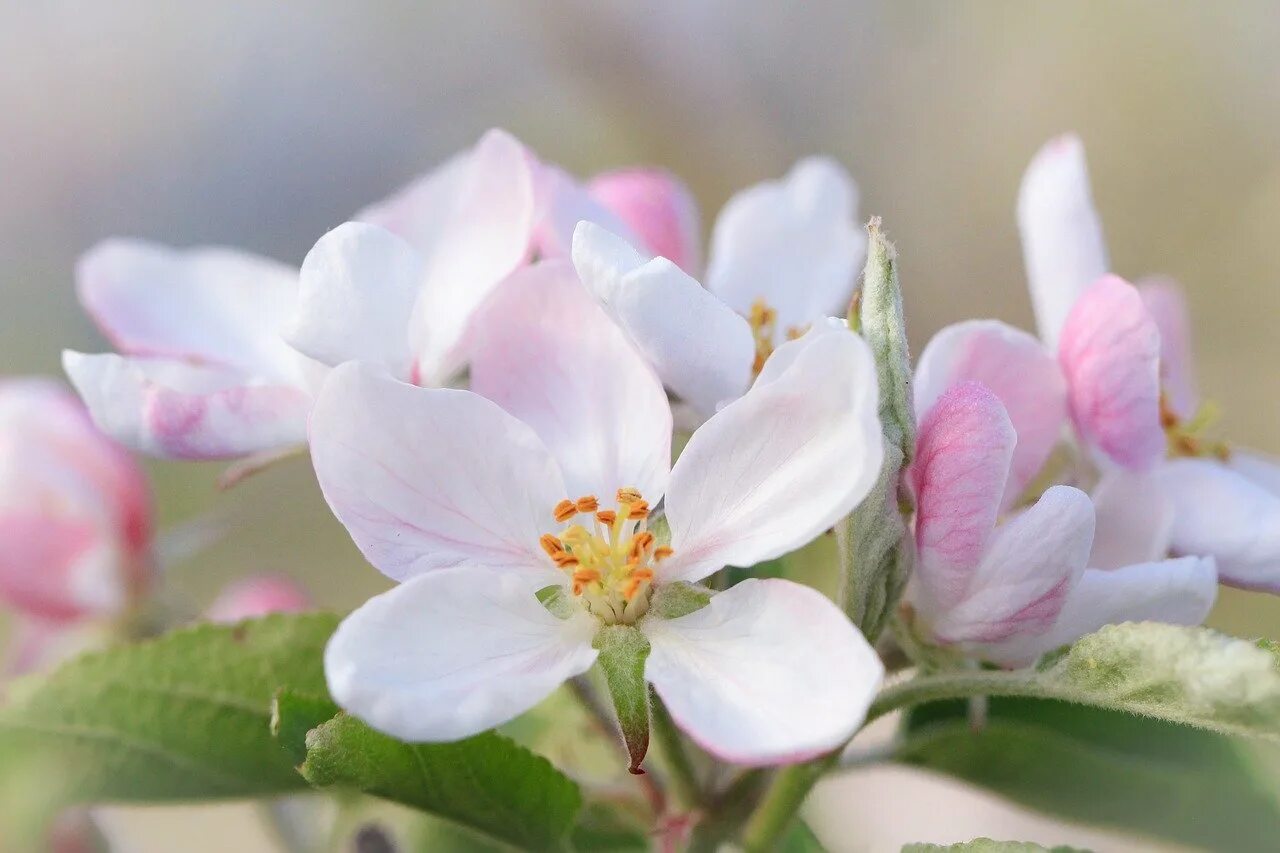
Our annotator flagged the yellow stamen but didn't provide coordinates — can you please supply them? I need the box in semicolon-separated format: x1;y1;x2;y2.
1162;393;1231;460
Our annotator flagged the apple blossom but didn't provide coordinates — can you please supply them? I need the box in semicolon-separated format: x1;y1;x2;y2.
312;260;885;765
0;380;153;624
571;157;867;417
907;382;1215;667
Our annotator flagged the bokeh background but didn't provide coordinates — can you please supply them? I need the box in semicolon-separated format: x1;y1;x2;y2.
3;1;1278;850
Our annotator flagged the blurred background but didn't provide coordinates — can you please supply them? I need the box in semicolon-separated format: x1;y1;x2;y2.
3;1;1278;849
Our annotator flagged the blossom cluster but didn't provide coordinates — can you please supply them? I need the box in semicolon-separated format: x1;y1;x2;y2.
4;129;1279;776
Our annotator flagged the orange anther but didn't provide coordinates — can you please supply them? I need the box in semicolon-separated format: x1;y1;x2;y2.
653;545;674;561
539;534;565;556
628;531;655;559
627;501;650;520
616;487;643;504
552;552;580;568
575;495;599;513
553;499;578;523
595;510;617;525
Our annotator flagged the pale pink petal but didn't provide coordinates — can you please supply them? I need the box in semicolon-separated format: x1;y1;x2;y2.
572;222;754;417
309;362;566;582
1229;450;1280;497
643;578;883;765
931;485;1094;646
76;239;301;381
531;164;638;259
361;130;537;386
914;321;1067;505
326;568;598;742
468;260;671;501
909;382;1015;612
1156;458;1280;591
1016;134;1110;348
0;515;121;622
705;158;865;336
661;328;882;583
205;575;311;623
285;222;423;379
1058;275;1164;471
1089;471;1173;570
985;557;1217;667
63;352;311;460
588;168;702;274
1139;276;1199;419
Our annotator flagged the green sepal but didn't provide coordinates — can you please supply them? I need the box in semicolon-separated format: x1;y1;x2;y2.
649;582;712;619
592;625;652;774
536;584;575;619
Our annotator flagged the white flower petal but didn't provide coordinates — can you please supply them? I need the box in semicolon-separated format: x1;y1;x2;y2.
572;222;754;416
1089;471;1173;570
309;362;567;582
326;569;598;742
468;260;671;501
661;328;882;583
63;351;310;460
984;557;1218;667
932;485;1094;645
1228;450;1280;498
285;223;423;379
705;158;865;336
76;239;301;381
362;129;537;385
1017;135;1110;349
1156;458;1280;591
643;578;882;766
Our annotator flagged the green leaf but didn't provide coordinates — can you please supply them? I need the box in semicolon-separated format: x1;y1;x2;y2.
899;698;1280;851
871;623;1280;740
568;801;650;852
778;819;829;851
270;688;340;766
593;625;651;773
299;712;582;851
902;840;1087;853
840;218;915;642
0;613;338;803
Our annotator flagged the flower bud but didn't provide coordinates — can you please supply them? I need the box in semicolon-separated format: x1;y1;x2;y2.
205;574;310;623
588;168;702;274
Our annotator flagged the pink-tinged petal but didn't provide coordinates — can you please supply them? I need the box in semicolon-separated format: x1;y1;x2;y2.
76;239;301;381
930;485;1094;646
326;568;598;742
1089;471;1173;570
468;260;671;501
572;222;754;417
1058;275;1164;471
531;164;639;260
1229;450;1280;497
914;321;1066;505
1016;134;1110;348
643;578;883;766
705;158;865;336
309;362;566;582
286;222;423;379
0;516;121;621
1156;458;1280;591
909;382;1015;612
661;327;882;583
588;168;702;274
63;352;311;460
205;575;311;623
361;129;538;386
1140;276;1199;419
984;557;1217;667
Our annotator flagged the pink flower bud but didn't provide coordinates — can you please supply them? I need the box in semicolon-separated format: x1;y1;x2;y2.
0;380;153;623
205;574;310;623
588;168;702;274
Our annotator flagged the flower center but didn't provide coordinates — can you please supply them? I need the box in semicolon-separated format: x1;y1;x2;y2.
1161;394;1230;460
746;298;809;376
539;488;673;625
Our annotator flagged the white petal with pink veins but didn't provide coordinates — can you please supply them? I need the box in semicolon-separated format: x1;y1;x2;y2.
931;485;1094;646
660;327;881;583
1017;134;1110;348
63;351;311;461
572;222;754;416
308;362;566;582
468;260;671;502
326;568;598;742
643;578;883;766
914;320;1067;506
1058;275;1164;472
76;239;301;381
706;158;865;337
